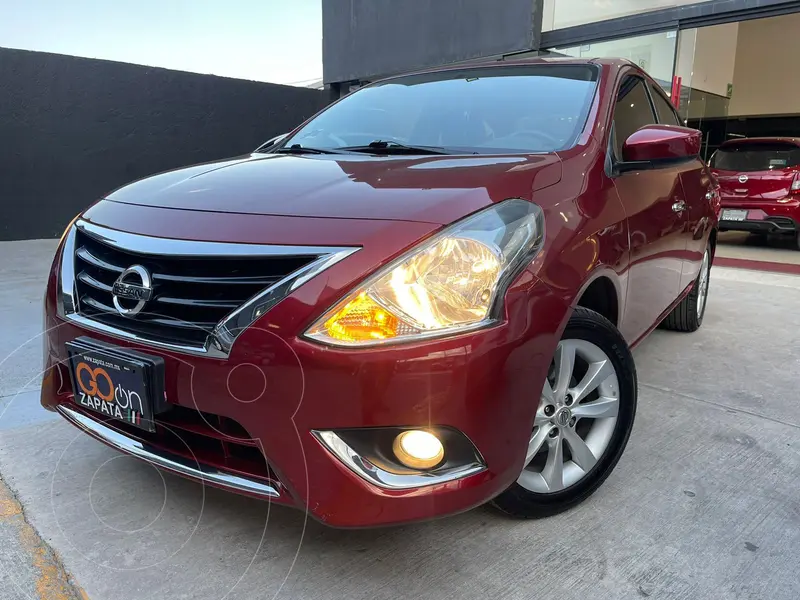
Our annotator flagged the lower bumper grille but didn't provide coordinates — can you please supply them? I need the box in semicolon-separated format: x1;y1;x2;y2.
66;399;279;487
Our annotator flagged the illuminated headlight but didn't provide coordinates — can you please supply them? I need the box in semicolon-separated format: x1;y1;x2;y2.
305;199;544;347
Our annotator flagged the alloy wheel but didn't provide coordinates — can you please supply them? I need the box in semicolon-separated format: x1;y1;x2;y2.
518;339;620;494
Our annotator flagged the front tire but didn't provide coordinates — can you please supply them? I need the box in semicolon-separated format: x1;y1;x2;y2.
491;307;637;519
661;247;711;332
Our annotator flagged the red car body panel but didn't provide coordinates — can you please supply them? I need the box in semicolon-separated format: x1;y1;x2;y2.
41;58;717;527
624;125;702;162
712;137;800;234
105;152;564;225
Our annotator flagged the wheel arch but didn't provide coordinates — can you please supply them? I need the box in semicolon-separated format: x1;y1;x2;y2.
573;269;623;328
708;227;718;262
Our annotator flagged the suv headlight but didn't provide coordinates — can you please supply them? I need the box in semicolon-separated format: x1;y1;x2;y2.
304;199;545;347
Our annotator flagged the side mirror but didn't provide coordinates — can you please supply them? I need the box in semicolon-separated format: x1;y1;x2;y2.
620;125;701;171
254;133;288;153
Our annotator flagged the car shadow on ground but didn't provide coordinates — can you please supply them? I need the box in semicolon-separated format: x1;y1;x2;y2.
170;461;500;543
97;454;525;596
721;230;796;250
46;435;517;575
742;234;795;249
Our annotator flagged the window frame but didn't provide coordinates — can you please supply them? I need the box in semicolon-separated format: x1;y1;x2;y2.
648;82;682;127
608;72;658;170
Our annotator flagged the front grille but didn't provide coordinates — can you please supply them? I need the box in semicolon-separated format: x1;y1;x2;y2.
71;399;279;485
73;230;318;347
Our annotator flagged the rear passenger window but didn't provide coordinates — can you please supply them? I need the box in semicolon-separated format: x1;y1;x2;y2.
612;77;656;158
649;84;681;127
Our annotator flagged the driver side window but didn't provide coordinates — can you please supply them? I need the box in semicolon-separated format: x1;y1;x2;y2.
612;77;657;159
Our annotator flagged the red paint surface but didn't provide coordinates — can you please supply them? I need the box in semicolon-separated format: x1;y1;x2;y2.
714;256;800;276
41;58;717;527
623;125;701;163
670;76;682;109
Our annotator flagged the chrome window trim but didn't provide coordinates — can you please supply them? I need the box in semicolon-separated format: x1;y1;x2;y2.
59;220;359;358
57;405;281;498
313;430;486;490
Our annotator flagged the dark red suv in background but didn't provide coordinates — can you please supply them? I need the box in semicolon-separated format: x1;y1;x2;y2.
42;58;717;527
711;137;800;248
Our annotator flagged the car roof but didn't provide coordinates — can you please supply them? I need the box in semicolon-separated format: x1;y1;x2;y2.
370;56;639;84
719;137;800;149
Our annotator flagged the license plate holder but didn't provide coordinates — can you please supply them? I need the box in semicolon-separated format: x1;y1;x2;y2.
66;338;167;432
721;209;748;222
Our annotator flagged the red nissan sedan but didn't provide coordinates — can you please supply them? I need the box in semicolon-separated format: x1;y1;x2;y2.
41;58;717;527
711;137;800;247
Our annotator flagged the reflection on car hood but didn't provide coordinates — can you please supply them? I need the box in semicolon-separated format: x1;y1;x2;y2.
105;153;562;225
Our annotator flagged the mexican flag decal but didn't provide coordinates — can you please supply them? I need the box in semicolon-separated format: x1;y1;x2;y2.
125;409;141;426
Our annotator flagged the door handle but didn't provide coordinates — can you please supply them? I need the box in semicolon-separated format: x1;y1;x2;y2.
672;201;687;213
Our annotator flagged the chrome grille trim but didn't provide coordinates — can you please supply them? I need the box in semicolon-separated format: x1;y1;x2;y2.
57;405;282;499
58;220;359;358
313;430;487;490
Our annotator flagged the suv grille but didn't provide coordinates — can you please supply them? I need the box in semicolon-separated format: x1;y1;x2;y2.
73;230;318;347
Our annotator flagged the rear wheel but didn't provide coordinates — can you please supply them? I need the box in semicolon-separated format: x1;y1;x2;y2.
491;307;637;519
661;247;711;332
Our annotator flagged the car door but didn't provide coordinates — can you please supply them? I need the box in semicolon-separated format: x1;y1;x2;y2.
647;81;712;290
611;74;688;343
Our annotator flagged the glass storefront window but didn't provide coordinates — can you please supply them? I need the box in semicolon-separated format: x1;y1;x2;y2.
550;31;678;90
674;25;739;123
542;0;715;32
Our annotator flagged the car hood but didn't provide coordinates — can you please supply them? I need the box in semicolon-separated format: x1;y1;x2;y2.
105;153;562;225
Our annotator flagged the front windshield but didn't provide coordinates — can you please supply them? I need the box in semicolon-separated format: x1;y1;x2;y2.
282;64;599;155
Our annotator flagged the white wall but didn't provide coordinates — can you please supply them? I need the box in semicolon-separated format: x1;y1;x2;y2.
542;0;715;31
676;23;738;98
674;29;696;84
692;23;739;98
729;13;800;117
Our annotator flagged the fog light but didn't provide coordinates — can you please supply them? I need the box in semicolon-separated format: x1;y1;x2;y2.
392;430;444;470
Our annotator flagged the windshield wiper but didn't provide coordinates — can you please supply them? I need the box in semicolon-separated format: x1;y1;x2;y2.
273;144;343;155
341;140;457;155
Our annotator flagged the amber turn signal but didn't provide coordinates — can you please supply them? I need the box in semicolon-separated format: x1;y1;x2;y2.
319;293;400;343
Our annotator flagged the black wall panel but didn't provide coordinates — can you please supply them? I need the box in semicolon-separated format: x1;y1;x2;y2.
690;113;800;159
0;48;327;240
323;0;540;84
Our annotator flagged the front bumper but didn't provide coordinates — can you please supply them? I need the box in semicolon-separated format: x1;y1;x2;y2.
55;404;282;498
42;266;568;527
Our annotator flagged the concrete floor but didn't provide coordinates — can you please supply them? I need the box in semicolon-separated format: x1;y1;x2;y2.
1;239;799;600
716;231;800;265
